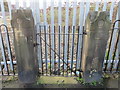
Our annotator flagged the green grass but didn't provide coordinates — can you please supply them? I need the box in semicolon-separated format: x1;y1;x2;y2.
2;76;18;83
36;76;78;85
76;77;104;86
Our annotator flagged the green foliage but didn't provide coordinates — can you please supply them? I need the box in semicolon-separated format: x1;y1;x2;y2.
48;63;51;69
36;77;41;85
76;77;85;84
103;74;110;79
89;81;97;86
36;81;40;85
76;77;104;86
2;76;18;83
105;50;109;60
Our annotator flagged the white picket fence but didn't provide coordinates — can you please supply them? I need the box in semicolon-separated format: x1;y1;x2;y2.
0;0;119;75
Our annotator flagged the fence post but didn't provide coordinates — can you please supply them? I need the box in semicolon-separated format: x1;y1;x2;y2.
11;9;39;85
81;11;111;83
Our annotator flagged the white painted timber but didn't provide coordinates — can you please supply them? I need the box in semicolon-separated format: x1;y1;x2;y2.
51;0;55;69
58;0;62;65
102;0;107;11
109;2;115;21
64;0;69;68
70;0;77;68
109;11;118;60
95;2;99;11
1;0;13;70
76;2;85;69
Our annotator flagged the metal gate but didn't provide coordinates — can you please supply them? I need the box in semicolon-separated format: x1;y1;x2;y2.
37;25;84;76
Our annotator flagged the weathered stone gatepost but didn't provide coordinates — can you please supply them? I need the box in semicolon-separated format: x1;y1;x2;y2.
11;9;39;85
81;11;111;83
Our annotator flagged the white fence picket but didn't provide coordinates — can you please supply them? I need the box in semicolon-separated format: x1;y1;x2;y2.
64;0;69;68
0;30;7;71
58;0;62;68
70;0;77;69
30;0;35;20
0;64;1;71
1;0;13;70
102;0;107;11
83;0;90;26
118;2;120;59
109;2;115;21
72;1;77;26
35;0;42;68
77;2;85;69
95;2;99;11
23;0;27;8
115;2;120;60
0;0;7;70
51;0;55;69
58;0;62;26
15;1;19;9
43;0;47;25
112;1;120;60
7;0;12;20
43;0;48;70
109;11;118;60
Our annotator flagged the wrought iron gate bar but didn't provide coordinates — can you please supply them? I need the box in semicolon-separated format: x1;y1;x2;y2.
0;24;15;75
62;26;65;76
48;26;52;75
110;24;120;72
54;26;56;74
58;25;61;74
104;20;120;72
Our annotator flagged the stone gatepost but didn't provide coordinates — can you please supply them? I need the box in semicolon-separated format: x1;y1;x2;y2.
81;11;111;83
11;9;39;85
